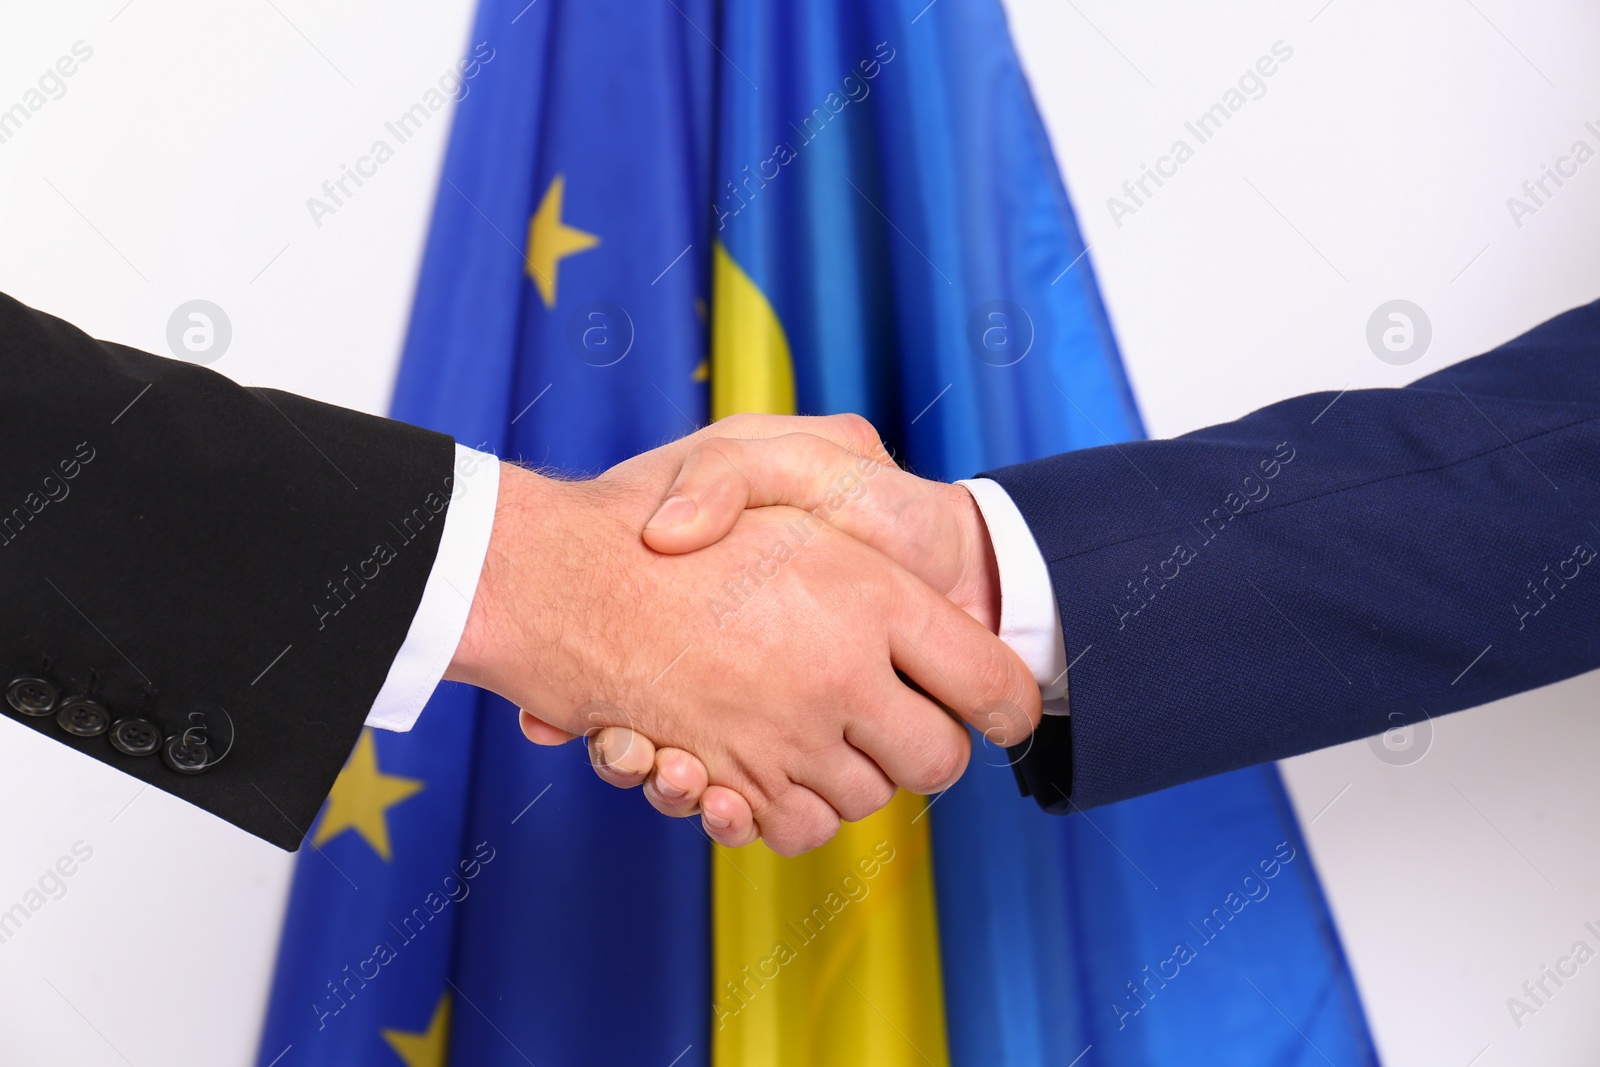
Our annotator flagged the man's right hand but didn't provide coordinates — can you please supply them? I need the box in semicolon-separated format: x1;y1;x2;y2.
444;441;1038;856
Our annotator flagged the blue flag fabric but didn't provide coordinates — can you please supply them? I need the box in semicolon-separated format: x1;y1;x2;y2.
258;2;715;1064
262;0;1378;1064
710;1;1378;1063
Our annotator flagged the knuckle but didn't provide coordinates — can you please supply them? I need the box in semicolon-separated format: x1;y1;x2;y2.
840;778;896;822
678;442;720;480
697;439;753;492
836;791;875;824
972;662;1036;744
799;811;842;853
911;731;968;793
765;789;840;855
832;413;882;455
1000;681;1042;744
718;438;757;475
768;835;804;859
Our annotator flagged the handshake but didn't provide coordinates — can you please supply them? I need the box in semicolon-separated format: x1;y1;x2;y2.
444;413;1041;857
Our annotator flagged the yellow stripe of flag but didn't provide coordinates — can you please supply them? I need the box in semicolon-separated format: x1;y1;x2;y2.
708;241;950;1067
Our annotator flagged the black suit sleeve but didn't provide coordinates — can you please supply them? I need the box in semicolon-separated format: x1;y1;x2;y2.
0;293;459;849
993;300;1600;813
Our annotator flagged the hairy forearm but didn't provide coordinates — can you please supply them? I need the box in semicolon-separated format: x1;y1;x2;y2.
444;461;619;728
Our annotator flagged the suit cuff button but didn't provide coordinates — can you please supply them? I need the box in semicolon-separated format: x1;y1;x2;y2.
57;697;110;737
162;733;215;775
7;676;59;717
109;717;162;756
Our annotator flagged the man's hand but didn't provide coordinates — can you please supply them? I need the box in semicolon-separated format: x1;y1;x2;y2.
443;436;1038;856
609;414;1015;847
643;414;1001;631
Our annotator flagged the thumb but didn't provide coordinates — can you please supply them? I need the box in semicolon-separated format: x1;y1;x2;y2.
643;432;884;555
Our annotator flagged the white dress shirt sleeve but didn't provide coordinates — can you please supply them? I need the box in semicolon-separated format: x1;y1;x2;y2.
364;444;501;732
957;478;1069;715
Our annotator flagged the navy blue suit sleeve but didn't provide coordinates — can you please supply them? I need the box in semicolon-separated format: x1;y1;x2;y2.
985;300;1600;812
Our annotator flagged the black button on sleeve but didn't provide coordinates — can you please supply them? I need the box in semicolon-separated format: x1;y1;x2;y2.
109;717;162;756
6;676;59;717
57;697;111;737
162;733;214;775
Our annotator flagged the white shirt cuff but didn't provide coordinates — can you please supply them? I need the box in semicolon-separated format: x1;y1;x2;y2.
364;444;501;731
957;478;1069;715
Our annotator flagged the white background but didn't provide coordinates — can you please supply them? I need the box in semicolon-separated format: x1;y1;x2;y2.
0;0;1597;1064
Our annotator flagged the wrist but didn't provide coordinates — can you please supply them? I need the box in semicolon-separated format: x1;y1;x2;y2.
445;463;656;738
446;461;556;694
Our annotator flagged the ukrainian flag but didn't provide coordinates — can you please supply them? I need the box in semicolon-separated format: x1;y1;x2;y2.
260;1;1378;1064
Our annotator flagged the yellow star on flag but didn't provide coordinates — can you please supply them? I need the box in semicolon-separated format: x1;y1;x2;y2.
381;992;450;1067
311;728;424;862
526;173;599;308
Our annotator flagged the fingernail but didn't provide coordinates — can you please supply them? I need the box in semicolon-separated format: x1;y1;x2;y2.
646;494;696;530
704;809;730;831
656;777;687;801
594;734;624;772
